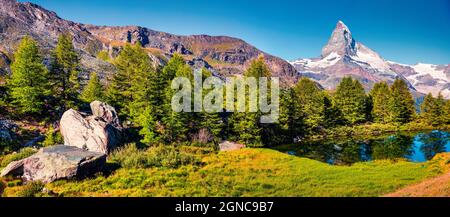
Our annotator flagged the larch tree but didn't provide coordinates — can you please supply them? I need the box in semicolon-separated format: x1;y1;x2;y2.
49;33;81;112
370;82;391;123
80;72;105;103
7;36;49;114
388;79;416;124
293;77;326;132
333;77;368;125
229;55;271;146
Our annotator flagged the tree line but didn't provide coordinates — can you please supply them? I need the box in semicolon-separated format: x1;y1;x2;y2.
1;35;450;148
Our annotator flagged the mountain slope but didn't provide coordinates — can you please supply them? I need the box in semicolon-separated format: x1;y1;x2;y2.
0;0;297;85
290;21;449;98
85;25;298;84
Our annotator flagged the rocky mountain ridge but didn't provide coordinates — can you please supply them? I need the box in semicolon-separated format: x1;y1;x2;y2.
0;0;297;85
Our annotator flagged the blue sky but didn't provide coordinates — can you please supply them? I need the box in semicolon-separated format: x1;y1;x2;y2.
23;0;450;64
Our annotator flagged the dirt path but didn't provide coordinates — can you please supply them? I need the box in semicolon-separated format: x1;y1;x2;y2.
385;172;450;197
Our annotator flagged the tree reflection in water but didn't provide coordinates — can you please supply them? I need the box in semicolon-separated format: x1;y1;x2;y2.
417;131;450;160
276;131;450;165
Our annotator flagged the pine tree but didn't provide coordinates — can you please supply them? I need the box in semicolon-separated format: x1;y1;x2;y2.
49;33;81;112
370;82;391;123
7;36;49;114
333;77;368;125
388;79;416;124
80;72;105;103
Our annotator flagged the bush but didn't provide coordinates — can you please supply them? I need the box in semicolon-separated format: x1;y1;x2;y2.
16;181;44;197
41;126;63;147
0;147;37;167
0;178;5;195
109;144;200;169
108;143;149;169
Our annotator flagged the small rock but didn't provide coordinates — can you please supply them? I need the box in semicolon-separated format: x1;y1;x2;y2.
0;119;17;144
219;141;245;151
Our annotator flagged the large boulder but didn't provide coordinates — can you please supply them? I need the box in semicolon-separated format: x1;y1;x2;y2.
0;145;106;183
60;101;122;154
90;101;122;129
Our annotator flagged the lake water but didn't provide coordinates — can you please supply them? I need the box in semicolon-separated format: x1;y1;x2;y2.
275;130;450;165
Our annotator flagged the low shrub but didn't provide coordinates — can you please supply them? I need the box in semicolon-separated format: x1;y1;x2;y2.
108;144;149;169
147;145;199;168
41;126;63;147
0;178;5;195
109;144;201;169
0;147;37;167
16;181;44;197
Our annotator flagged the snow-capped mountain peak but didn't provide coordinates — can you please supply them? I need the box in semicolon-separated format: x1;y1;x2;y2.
290;21;450;99
322;21;357;57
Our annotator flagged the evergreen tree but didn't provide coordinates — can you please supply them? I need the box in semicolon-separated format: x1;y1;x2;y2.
80;72;105;103
199;68;224;144
135;106;160;144
157;54;185;119
434;93;446;126
293;77;326;132
333;77;368;125
388;79;416;124
421;93;435;122
244;54;271;78
154;54;188;144
322;92;344;128
41;126;63;147
7;36;49;114
277;88;305;143
444;100;450;124
370;82;391;123
49;33;81;112
421;93;445;126
229;55;271;146
106;43;153;120
162;64;192;143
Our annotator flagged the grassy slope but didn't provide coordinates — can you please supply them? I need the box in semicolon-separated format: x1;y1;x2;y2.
5;149;443;197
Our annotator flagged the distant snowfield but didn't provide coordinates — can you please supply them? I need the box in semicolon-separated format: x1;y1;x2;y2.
412;63;448;81
290;52;341;70
352;44;391;72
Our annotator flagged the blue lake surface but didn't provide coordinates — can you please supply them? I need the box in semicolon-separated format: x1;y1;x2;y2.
275;131;450;165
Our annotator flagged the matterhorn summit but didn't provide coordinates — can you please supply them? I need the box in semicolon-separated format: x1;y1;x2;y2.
322;20;357;57
290;21;450;99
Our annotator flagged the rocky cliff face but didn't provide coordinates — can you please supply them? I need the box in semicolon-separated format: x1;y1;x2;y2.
291;21;449;98
85;25;298;85
0;0;115;81
0;0;297;86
